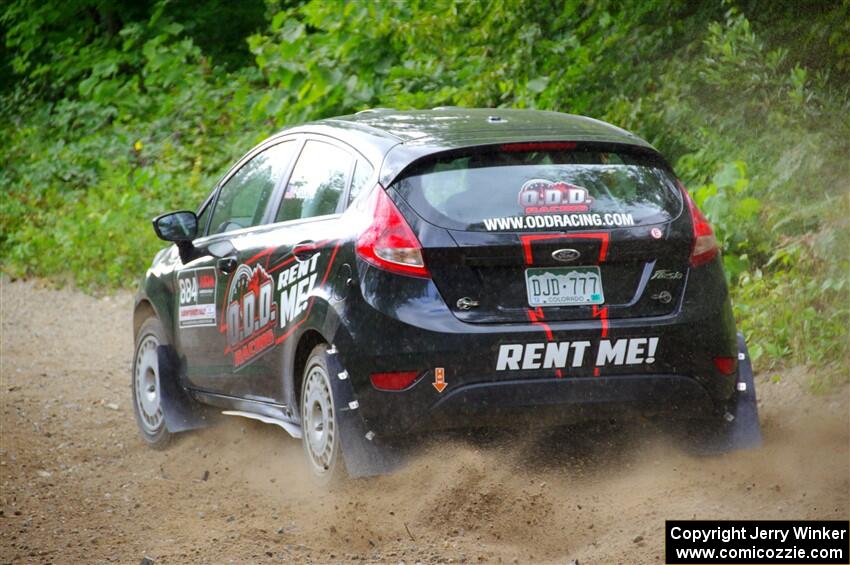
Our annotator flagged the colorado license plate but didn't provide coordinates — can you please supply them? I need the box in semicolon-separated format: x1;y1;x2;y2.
525;266;605;307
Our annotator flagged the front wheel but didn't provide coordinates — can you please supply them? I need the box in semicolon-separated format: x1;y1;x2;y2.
300;344;346;485
132;318;172;449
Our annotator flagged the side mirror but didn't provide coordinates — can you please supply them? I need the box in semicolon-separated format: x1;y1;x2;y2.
153;211;198;242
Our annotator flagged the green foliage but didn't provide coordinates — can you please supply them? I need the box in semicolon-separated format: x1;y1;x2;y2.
692;162;764;280
1;0;848;383
733;227;849;385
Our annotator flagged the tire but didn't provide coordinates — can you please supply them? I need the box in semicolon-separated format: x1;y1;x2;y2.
132;317;172;449
300;344;346;485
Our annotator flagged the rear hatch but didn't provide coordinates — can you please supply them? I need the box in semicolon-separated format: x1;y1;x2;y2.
390;142;692;323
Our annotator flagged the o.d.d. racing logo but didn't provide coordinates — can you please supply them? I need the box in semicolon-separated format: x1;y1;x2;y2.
519;179;593;214
224;264;277;368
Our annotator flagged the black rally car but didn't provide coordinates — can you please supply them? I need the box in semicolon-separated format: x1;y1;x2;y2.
133;108;761;482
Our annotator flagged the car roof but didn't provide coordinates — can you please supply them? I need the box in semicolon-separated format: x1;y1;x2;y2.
282;108;657;186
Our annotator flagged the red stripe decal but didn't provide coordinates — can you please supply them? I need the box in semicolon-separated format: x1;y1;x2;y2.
591;305;609;376
520;231;611;378
275;242;342;345
245;246;275;265
526;309;554;341
519;232;610;265
318;243;341;287
526;308;559;376
267;239;332;273
268;256;297;273
592;305;609;338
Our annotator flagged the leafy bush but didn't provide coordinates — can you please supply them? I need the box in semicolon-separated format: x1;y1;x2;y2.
1;0;847;384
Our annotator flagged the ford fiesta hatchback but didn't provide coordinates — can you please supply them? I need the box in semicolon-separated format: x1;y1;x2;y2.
133;108;761;483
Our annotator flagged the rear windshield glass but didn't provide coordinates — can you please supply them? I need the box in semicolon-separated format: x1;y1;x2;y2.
393;147;682;232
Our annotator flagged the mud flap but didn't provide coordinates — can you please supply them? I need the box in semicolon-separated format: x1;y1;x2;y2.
324;346;405;478
695;333;763;454
157;345;214;433
727;333;763;450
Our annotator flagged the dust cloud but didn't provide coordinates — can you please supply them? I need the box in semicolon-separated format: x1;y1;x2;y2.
1;279;847;563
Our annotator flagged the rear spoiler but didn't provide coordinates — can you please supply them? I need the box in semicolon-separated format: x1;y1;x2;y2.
380;139;666;188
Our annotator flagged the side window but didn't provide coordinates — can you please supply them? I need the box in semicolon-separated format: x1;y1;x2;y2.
347;159;374;207
276;140;352;223
209;141;296;235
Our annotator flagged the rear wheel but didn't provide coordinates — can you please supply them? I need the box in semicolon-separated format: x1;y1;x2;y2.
132;318;171;449
300;344;345;485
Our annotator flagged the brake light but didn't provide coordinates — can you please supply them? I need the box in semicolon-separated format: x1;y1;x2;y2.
370;371;419;391
678;180;719;267
500;141;577;152
356;187;430;278
713;356;737;376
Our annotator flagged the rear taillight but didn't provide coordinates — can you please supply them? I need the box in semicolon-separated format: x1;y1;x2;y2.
356;187;430;278
713;356;738;376
370;371;419;391
678;180;719;267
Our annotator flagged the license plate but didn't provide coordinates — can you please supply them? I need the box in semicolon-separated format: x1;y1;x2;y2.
525;266;605;307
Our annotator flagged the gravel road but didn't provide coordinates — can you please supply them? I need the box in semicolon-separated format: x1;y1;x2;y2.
1;279;847;564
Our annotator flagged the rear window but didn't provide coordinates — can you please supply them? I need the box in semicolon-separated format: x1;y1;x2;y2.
393;147;682;231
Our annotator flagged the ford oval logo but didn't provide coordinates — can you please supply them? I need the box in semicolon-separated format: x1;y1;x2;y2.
552;248;581;262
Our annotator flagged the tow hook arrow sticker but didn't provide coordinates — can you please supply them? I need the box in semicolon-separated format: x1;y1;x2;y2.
432;367;447;393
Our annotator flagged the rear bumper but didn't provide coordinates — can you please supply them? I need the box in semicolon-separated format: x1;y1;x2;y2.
334;260;738;437
415;373;719;433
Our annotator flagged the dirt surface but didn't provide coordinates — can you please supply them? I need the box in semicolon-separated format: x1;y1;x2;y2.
1;279;848;564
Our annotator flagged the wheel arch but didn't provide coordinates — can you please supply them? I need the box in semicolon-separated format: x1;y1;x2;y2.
281;292;347;417
134;267;177;344
134;295;178;345
133;299;158;341
290;329;328;418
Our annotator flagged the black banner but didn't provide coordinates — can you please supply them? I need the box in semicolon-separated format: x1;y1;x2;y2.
665;520;849;564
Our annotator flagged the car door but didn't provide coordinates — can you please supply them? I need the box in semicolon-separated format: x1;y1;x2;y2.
247;137;359;403
176;139;300;394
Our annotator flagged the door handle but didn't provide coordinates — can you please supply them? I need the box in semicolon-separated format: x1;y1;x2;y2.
217;256;237;274
292;241;319;262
